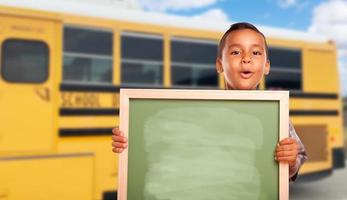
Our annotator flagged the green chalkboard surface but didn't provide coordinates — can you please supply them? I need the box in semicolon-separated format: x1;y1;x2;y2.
118;89;289;200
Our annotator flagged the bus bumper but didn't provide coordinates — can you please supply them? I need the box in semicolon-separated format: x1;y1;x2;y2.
333;147;345;168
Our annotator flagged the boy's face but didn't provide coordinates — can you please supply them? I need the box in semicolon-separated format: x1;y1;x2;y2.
216;29;270;90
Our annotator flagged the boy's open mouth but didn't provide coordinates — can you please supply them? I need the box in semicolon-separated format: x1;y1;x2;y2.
240;71;253;79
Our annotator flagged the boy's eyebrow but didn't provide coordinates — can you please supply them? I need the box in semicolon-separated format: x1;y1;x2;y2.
228;43;264;49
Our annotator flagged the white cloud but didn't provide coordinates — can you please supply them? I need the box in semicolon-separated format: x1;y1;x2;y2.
308;0;347;96
277;0;297;8
309;0;347;48
139;0;219;12
192;8;229;22
276;0;309;11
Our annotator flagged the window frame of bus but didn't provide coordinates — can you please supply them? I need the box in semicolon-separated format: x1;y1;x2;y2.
1;38;49;84
120;32;164;87
265;47;302;91
170;37;219;89
62;25;113;85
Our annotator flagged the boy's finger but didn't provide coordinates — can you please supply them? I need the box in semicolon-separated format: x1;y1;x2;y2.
275;155;296;160
112;127;123;136
276;144;298;152
112;135;128;143
112;142;128;149
112;127;118;134
278;138;296;145
275;150;297;157
112;148;124;153
275;155;296;162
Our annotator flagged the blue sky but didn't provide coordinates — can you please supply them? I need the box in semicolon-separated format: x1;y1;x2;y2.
138;0;347;96
167;0;318;30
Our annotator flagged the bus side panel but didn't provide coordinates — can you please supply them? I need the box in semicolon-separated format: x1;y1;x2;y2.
58;137;119;200
298;44;345;173
303;46;339;93
0;154;94;200
0;15;58;155
291;116;335;175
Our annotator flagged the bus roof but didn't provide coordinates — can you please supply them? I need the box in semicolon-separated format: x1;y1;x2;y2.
0;0;328;43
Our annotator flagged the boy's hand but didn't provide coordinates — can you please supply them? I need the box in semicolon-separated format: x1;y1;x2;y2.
275;137;298;168
112;127;128;153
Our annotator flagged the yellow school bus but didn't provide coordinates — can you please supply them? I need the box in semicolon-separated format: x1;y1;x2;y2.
0;1;344;199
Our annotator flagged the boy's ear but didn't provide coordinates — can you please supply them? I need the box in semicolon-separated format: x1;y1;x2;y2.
264;60;270;75
216;58;224;73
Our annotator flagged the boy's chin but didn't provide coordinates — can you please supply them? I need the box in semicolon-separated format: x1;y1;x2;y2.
226;82;259;90
234;84;258;90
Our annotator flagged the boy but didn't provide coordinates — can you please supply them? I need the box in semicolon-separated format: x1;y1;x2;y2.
112;22;307;181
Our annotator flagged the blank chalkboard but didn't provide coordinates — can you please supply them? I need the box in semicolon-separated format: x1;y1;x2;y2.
118;89;289;200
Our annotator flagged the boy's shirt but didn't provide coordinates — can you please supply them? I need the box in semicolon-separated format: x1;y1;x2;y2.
289;122;308;181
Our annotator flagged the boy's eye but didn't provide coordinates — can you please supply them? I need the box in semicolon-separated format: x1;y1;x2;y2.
253;51;262;55
231;51;240;55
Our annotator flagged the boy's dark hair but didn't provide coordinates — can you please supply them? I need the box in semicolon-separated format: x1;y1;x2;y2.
217;22;269;60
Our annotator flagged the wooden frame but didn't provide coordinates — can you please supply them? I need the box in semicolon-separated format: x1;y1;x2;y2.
118;89;289;200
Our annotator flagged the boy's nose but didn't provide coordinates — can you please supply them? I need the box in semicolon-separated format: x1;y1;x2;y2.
242;57;251;64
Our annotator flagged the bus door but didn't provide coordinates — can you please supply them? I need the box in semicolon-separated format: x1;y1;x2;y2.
0;15;58;155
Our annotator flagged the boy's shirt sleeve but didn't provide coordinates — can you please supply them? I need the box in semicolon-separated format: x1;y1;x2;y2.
288;121;308;181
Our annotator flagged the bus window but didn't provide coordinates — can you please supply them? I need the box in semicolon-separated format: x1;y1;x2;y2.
63;26;113;84
121;32;163;86
266;47;302;90
1;39;48;83
171;38;218;88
